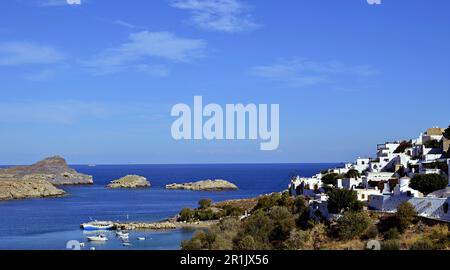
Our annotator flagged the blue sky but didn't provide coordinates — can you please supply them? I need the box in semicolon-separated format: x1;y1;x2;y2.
0;0;449;164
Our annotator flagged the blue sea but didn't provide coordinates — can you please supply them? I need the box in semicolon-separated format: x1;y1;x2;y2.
0;163;337;250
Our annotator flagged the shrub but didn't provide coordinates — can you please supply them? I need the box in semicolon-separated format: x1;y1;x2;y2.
409;174;447;195
424;139;442;149
444;126;450;140
222;205;244;217
410;239;435;250
327;188;359;214
322;173;338;186
268;206;296;249
364;225;379;240
382;240;401;250
384;227;400;240
344;169;361;179
195;209;221;221
198;199;212;209
395;202;416;232
335;211;371;240
235;235;257;250
284;230;312;250
179;208;195;222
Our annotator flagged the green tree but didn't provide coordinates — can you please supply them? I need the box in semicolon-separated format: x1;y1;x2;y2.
327;188;359;214
444;126;450;140
268;206;296;249
409;174;448;195
394;201;416;232
198;198;212;209
179;208;195;222
322;173;338;186
335;211;371;240
344;169;361;179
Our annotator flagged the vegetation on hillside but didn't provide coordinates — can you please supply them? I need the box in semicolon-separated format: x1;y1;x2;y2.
409;174;448;195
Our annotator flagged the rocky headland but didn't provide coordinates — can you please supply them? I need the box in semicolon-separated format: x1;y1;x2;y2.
107;175;150;189
0;156;93;201
165;179;238;191
0;156;93;185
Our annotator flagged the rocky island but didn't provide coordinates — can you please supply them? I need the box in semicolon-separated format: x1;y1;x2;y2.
0;156;93;185
165;179;238;191
107;175;150;188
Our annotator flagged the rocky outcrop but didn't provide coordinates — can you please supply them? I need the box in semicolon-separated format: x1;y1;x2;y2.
165;179;238;191
0;156;93;185
114;221;176;231
0;179;65;201
107;175;150;189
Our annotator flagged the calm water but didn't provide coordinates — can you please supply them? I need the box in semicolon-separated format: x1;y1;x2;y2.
0;163;336;250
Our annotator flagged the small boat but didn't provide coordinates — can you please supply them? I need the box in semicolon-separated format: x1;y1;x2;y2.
87;234;108;242
137;237;145;241
116;231;129;238
81;221;114;231
122;242;132;247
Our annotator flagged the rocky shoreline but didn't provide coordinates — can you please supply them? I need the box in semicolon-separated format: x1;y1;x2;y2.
113;220;217;231
165;179;238;191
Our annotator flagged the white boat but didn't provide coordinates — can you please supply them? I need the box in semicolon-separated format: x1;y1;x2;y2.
137;237;145;241
87;234;109;242
116;231;129;238
81;221;114;231
122;242;132;247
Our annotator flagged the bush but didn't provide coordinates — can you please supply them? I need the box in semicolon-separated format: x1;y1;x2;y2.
395;202;416;232
384;227;400;240
222;205;244;217
327;188;359;214
198;199;212;209
410;239;435;250
409;174;448;195
335;211;371;240
382;240;401;250
235;235;257;250
179;208;195;222
344;169;361;179
444;126;450;140
364;225;379;240
284;230;312;250
268;206;296;249
322;173;338;186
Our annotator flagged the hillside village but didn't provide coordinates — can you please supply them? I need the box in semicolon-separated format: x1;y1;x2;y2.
289;126;450;222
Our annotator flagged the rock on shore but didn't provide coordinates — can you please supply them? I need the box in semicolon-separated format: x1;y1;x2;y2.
0;179;65;201
107;175;150;188
0;156;93;185
165;179;238;191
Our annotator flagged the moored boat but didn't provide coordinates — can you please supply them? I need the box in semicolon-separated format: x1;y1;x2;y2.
87;234;108;242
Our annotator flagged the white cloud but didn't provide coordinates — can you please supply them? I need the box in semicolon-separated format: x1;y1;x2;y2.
83;31;206;75
0;42;64;66
250;59;377;88
171;0;260;33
